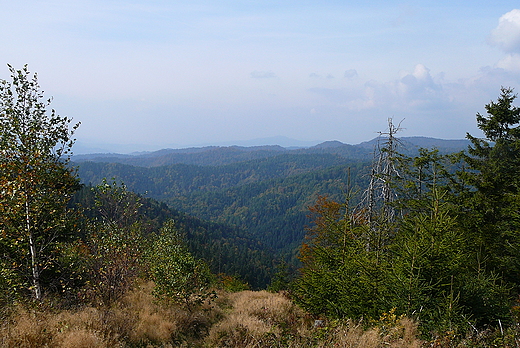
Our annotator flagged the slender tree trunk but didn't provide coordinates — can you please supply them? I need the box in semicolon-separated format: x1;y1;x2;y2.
25;194;41;301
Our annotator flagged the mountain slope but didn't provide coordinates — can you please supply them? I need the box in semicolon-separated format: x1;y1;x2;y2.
167;163;370;253
76;153;354;199
73;187;273;289
73;136;470;168
76;155;371;257
74;136;469;286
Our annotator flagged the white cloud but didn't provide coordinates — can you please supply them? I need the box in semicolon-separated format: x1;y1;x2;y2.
473;10;520;82
489;9;520;54
395;64;440;101
344;69;358;79
309;73;336;79
496;54;520;73
307;64;452;120
250;70;277;78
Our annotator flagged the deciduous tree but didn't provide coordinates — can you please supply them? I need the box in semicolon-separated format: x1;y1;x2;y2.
84;180;145;305
147;219;214;310
0;65;80;301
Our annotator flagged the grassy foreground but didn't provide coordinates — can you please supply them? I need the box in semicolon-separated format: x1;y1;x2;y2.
0;282;515;347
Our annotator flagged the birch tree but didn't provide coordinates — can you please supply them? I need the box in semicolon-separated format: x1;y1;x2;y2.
0;65;80;301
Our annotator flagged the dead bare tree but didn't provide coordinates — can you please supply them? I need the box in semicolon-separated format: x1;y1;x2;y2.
361;118;404;251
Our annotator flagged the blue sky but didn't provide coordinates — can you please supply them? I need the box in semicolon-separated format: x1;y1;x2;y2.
2;1;520;152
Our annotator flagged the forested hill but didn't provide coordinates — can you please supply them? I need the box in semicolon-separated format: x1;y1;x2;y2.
72;186;273;289
77;153;357;198
139;197;274;289
74;136;470;286
73;145;288;167
72;136;470;167
166;163;369;252
76;153;369;252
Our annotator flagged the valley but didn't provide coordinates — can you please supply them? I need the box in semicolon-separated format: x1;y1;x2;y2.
73;136;469;288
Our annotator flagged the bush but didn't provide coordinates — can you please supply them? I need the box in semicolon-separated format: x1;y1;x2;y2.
147;220;215;310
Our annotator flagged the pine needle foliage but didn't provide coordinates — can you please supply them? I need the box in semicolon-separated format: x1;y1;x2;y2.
294;106;518;337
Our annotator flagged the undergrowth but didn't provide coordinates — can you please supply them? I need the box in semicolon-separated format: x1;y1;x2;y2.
1;283;518;347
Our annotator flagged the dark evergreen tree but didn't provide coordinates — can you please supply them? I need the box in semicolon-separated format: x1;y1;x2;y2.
292;195;391;320
293;107;516;335
462;87;520;288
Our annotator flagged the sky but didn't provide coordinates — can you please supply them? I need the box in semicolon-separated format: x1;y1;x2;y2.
2;1;520;153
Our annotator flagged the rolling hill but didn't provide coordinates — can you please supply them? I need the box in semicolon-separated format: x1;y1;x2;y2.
73;136;470;285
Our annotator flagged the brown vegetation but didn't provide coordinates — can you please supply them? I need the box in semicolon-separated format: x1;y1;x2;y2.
0;281;221;348
207;290;422;347
3;283;514;347
0;283;424;347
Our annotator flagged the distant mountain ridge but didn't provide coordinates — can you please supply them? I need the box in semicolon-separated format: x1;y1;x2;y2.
73;136;471;167
74;135;472;285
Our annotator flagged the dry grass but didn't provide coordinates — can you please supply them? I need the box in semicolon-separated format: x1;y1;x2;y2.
0;281;220;348
0;285;424;348
206;290;423;348
323;317;421;348
0;307;111;348
207;290;310;347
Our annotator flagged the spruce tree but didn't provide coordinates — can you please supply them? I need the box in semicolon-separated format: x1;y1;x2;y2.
462;87;520;288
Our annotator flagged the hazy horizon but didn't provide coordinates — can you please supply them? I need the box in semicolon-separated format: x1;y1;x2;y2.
2;2;520;151
72;134;472;155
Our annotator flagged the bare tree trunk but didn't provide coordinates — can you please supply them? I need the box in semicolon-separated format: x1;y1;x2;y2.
361;118;403;251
